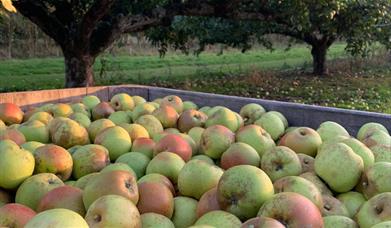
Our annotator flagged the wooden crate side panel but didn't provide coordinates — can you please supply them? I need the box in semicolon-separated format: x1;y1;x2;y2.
108;85;150;100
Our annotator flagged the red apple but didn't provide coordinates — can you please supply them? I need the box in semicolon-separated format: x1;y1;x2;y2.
0;103;24;125
0;203;36;228
154;134;192;162
137;182;174;218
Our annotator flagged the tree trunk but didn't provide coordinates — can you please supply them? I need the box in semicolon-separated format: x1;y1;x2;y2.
311;42;329;75
64;52;95;88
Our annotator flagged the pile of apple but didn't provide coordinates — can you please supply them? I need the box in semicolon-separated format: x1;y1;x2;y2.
0;92;390;228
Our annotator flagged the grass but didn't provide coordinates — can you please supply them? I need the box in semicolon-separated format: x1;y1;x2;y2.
0;43;390;114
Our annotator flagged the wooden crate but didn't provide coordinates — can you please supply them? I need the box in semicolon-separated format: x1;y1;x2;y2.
1;85;390;135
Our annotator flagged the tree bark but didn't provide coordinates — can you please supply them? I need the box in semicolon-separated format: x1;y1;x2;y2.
311;41;329;75
63;52;95;88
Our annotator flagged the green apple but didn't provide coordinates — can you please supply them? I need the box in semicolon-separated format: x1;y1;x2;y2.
323;216;358;228
51;103;73;118
188;127;205;146
236;124;275;158
361;130;391;148
135;114;164;138
370;144;391;163
359;162;391;199
146;152;185;184
120;123;150;141
85;195;141;227
101;163;137;178
254;112;286;141
28;111;53;125
0;128;26;145
49;117;90;149
279;127;322;157
356;192;391;228
141;212;175;228
70;103;91;118
171;196;198;228
87;118;115;141
337;191;366;218
217;165;274;220
299;172;333;196
316;121;349;142
341;137;374;169
82;95;101;110
357;122;389;141
242;217;285;228
108;111;131;125
205;107;239;132
15;173;64;210
131;137;155;158
198;106;211;115
195;210;242;228
372;221;391;228
0;140;35;189
25;208;88;228
94;126;132;161
183;101;198;111
132;96;147;106
191;155;214;165
239;103;266;125
72;144;110;179
20;141;44;153
268;111;289;128
69;112;91;128
297;153;315;173
74;172;99;190
200;125;235;159
132;103;156;121
314;143;363;193
261;146;302;181
179;160;223;200
321;194;350;217
110;93;135;111
116;152;150;179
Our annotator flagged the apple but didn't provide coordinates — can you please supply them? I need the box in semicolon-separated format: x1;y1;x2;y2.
359;162;391;199
370;144;391;163
120;123;150;140
82;170;138;209
0;203;36;228
337;191;366;218
135;114;164;138
51;103;73;118
357;122;389;141
34;144;73;181
361;130;391;148
25;208;88;228
116;152;151;179
28;111;53;125
179;160;224;200
236;124;275;158
82;95;101;110
165;128;181;134
141;213;175;228
200;125;235;159
239;103;266;125
137;173;175;195
37;185;85;216
87;118;115;141
69;112;91;128
258;192;323;228
72;144;110;179
356;192;391;228
183;101;198;111
0;140;34;189
0;103;24;125
154;134;192;161
94;126;132;161
191;155;214;165
260;146;302;182
132;103;156;121
15;173;64;210
0;128;26;145
132;95;147;106
273;176;323;209
195;210;242;228
297;153;315;173
316;121;350;142
146;152;185;184
372;221;391;228
177;110;207;133
299;172;333;196
49;117;89;149
241;216;285;228
196;187;220;218
0;119;5;130
137;182;174;218
221;142;260;170
279;127;322;157
85;195;141;228
152;105;179;128
172;196;198;228
341;137;375;169
100;163;137;178
108;111;131;125
323;216;358;228
74;172;99;190
321;194;350;217
217;165;274;220
92;102;115;120
110;93;135;111
70;103;91;118
268;111;288;128
314;143;364;193
131;137;155;158
20;141;44;153
188;127;205;145
199;106;211;114
161;95;184;114
205;107;239;132
254;112;286;141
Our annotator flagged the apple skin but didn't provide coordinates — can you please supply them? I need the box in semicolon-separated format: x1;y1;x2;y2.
273;176;323;210
196;187;220;218
357;122;389;141
152;105;179;128
297;153;315;173
361;130;391;148
258;192;323;228
82;170;138;209
74;172;99;190
0;140;35;190
279;127;322;157
107;111;130;125
51;103;73;118
132;103;157;121
171;196;198;228
70;103;91;118
255;112;286;141
82;95;101;110
321;195;350;217
179;160;224;200
161;95;184;114
25;208;88;228
323;216;358;228
371;221;391;228
341;137;375;169
188;127;205;145
0;203;36;228
195;210;242;228
314;142;364;193
94;126;132;161
337;191;366;218
72;144;110;179
18;120;50;143
100;163;137;178
200;125;235;159
69;112;91;128
0;120;5;130
154;134;192;162
87;119;115;142
0;128;26;145
110;93;135;111
85;195;141;228
236;124;275;158
217;165;274;220
356;192;391;228
34;144;73;181
49;117;90;149
131;137;155;158
260;146;302;182
191;155;214;165
116;152;151;179
135;114;164;139
137;182;174;218
370;144;391;163
316;121;350;142
239;103;266;125
120;123;150;141
358;162;391;199
220;142;260;170
15;173;64;211
141;212;175;228
138;173;175;196
37;185;85;216
0;103;24;125
177;110;208;133
91;102;115;120
299;172;333;196
146;151;185;184
20;141;44;153
28;111;53;125
241;216;285;228
205;107;239;132
183;101;198;111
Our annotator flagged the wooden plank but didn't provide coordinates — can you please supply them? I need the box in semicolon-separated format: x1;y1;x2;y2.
86;86;110;102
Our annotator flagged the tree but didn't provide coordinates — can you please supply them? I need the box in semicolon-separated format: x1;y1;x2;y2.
149;0;391;75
